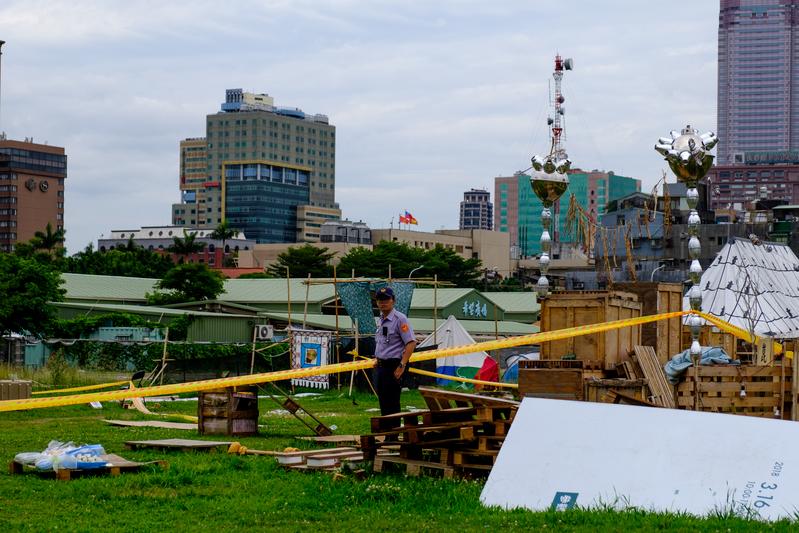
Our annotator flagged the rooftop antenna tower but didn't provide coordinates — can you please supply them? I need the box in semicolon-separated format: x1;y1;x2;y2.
530;54;574;296
0;40;5;136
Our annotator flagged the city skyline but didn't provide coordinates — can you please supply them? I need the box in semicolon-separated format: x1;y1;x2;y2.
0;1;718;252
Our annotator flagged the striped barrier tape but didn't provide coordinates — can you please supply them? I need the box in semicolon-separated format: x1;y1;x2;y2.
31;380;131;395
0;310;688;413
408;367;519;389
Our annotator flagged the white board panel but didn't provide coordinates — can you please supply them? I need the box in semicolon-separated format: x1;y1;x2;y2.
481;398;799;520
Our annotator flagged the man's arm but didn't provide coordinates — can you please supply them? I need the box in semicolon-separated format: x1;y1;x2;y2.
395;340;416;379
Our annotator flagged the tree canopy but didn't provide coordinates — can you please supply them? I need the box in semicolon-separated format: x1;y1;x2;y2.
64;241;175;278
168;231;205;259
0;253;65;337
265;245;335;278
336;241;483;287
147;263;226;305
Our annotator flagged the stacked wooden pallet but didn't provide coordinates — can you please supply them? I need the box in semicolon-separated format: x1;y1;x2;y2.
362;388;518;478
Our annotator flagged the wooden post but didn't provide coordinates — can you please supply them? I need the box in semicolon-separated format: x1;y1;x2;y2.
159;328;169;386
303;273;311;330
793;348;799;421
249;324;258;374
433;274;438;345
494;303;499;340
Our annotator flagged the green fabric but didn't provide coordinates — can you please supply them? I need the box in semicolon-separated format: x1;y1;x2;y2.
335;281;416;335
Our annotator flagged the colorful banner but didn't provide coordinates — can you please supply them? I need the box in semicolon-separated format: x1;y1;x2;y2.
291;331;332;389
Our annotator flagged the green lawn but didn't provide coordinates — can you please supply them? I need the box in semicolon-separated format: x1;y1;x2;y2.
0;387;794;532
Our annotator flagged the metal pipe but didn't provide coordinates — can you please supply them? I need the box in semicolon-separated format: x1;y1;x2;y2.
408;265;424;279
650;264;666;282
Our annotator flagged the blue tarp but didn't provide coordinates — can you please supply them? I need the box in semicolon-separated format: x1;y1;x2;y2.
664;346;738;384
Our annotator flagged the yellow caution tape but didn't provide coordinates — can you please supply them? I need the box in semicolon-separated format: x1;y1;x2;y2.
31;380;131;395
698;311;788;358
0;310;686;413
408;367;518;389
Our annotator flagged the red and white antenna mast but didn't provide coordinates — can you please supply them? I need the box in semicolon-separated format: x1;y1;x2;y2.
532;55;574;174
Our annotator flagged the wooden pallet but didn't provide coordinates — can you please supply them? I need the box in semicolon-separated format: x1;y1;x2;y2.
418;387;519;411
370;407;477;433
675;364;791;418
124;438;231;452
633;345;676;408
9;454;167;481
373;455;455;479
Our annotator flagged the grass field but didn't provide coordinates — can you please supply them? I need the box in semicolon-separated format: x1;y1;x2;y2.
0;385;795;532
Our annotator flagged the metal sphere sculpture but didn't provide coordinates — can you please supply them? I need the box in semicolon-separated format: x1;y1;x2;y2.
654;125;718;361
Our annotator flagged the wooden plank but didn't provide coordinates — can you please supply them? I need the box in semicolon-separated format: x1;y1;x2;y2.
104;419;197;431
10;454;167;480
373;456;455;479
124;438;231;451
633;345;676;409
518;368;583;400
418;387;519;410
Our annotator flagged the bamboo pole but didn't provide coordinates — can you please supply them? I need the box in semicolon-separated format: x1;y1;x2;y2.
286;267;292;330
494;303;499;340
303;272;311;330
249;325;258;374
349;319;359;397
159;328;169;386
433;274;438;345
333;264;340;388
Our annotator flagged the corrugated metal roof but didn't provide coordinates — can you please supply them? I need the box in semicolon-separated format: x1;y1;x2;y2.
410;288;475;308
481;292;540;314
221;278;336;303
62;274;337;305
62;273;158;302
258;312;539;336
52;301;254;319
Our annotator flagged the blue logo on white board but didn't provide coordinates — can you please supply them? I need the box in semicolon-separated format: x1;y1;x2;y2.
551;492;578;511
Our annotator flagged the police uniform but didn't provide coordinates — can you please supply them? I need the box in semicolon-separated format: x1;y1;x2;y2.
374;288;415;416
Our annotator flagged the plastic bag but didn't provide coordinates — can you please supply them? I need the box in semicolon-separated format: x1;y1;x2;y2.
15;440;106;471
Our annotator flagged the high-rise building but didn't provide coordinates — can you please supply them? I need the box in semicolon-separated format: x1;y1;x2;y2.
494;169;640;257
172;138;207;227
717;1;799;165
710;1;799;210
459;188;493;230
172;89;339;242
0;139;66;252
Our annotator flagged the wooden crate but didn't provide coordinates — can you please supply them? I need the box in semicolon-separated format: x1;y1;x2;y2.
585;378;647;403
518;367;584;400
0;380;31;400
675;364;792;419
540;291;642;369
615;282;682;364
198;386;259;436
682;326;737;360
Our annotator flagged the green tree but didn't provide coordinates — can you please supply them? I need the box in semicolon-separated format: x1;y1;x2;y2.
31;222;66;256
65;242;174;278
265;244;335;278
168;230;205;262
0;253;65;337
210;221;236;253
338;241;425;278
421;245;483;287
147;263;225;304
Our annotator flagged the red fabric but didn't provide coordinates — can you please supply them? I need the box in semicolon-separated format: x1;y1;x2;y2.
473;357;499;390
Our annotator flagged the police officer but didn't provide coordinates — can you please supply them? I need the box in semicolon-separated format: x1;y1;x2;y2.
374;286;416;416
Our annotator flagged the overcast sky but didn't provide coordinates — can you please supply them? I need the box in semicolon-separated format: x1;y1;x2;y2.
0;0;719;252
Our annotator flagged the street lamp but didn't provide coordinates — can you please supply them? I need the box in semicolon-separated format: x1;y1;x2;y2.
408;265;424;279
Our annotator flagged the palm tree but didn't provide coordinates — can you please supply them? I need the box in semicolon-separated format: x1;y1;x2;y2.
168;230;205;262
31;222;66;256
210;221;237;256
